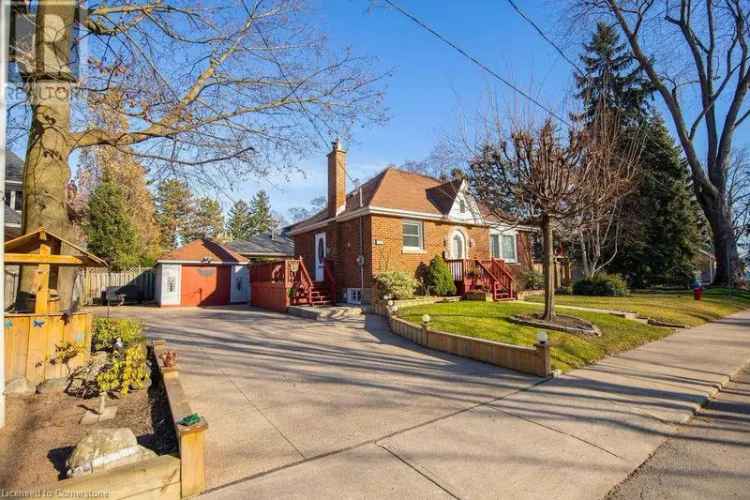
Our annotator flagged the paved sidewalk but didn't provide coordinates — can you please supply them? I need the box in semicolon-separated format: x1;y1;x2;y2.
607;365;750;499
202;309;750;499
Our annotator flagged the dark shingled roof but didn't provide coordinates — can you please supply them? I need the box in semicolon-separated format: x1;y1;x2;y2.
5;150;24;182
226;232;294;257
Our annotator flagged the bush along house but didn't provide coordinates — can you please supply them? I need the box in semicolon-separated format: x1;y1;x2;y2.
283;140;540;306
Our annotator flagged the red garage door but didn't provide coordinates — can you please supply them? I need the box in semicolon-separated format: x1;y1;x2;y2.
181;265;231;306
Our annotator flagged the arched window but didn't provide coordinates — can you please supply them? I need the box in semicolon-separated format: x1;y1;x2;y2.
451;230;466;259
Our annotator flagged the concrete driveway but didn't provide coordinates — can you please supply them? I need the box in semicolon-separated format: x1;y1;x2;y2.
103;306;541;496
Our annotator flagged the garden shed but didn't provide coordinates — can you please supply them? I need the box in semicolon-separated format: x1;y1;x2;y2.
155;239;250;307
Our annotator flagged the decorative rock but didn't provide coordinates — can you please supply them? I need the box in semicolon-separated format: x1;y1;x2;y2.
37;377;69;394
66;428;156;477
5;377;35;396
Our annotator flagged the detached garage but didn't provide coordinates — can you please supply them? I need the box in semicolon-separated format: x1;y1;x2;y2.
155;239;250;307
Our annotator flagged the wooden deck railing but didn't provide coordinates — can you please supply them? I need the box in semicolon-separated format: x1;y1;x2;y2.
446;258;515;298
323;258;336;301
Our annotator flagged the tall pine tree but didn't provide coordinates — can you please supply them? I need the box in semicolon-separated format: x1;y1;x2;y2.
609;116;700;286
225;200;253;240
575;22;651;126
155;180;194;249
85;179;139;271
185;197;224;241
575;22;700;286
247;190;273;236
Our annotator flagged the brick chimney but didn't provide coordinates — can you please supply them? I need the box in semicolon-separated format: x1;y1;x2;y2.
327;139;346;218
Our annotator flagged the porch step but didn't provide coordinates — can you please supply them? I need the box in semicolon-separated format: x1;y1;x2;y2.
288;305;363;321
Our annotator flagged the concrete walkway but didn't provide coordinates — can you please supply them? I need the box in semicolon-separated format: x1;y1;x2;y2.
608;365;750;499
102;306;750;499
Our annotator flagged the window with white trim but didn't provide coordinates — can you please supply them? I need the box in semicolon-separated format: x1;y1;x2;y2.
490;232;517;262
402;220;423;250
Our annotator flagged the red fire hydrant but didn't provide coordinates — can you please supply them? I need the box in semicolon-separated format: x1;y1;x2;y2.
694;287;703;301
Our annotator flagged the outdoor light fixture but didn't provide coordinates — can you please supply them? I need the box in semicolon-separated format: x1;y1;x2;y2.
536;331;548;344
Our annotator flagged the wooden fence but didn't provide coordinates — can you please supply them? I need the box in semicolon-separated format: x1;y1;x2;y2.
80;268;155;305
4;267;155;307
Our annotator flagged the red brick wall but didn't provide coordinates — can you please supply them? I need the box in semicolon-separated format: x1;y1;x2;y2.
369;215;492;276
293;215;535;302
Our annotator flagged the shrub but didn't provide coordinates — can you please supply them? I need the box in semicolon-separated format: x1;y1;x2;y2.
521;270;544;290
96;343;150;395
425;256;457;296
93;318;145;351
556;285;573;295
572;273;629;296
374;272;418;300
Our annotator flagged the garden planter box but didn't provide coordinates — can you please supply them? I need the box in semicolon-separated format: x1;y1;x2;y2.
465;290;492;301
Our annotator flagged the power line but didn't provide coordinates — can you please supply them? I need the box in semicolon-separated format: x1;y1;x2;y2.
504;0;584;76
380;0;572;127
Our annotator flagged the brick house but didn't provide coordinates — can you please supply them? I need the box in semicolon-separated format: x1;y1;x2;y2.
287;141;538;305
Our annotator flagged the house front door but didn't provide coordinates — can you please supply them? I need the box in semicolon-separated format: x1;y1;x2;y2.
314;232;326;282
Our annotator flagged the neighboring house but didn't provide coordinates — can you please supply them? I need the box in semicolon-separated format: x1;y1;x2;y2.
4;151;24;240
154;239;250;307
287;140;537;305
226;231;294;261
694;249;716;285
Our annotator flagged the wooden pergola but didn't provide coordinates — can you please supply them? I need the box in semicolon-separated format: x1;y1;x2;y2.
4;227;106;313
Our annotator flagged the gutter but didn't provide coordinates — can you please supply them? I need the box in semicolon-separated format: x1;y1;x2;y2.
288;205;538;236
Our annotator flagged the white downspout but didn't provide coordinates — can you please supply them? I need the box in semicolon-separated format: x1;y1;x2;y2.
0;0;10;428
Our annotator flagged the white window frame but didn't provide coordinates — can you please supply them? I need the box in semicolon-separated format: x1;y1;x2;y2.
402;220;424;252
448;228;467;259
490;228;518;263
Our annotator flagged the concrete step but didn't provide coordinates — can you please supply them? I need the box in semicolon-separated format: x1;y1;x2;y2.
287;305;363;321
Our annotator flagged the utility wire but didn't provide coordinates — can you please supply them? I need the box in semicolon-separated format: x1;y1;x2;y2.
504;0;584;76
380;0;572;127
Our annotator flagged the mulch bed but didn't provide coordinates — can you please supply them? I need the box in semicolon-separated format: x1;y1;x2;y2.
0;359;177;491
510;313;602;336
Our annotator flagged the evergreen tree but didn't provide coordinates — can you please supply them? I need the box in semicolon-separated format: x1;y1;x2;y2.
247;190;273;236
185;197;224;241
426;255;457;296
608;115;700;286
85;179;139;271
574;22;652;125
155;179;194;249
225;200;253;240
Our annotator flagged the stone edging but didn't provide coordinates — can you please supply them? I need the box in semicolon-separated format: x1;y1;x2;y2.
508;315;602;337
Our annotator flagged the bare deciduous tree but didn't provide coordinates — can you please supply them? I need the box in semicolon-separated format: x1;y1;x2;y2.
8;0;386;307
468;114;638;320
570;0;750;286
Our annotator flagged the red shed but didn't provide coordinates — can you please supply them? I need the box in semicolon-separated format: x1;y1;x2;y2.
155;239;250;307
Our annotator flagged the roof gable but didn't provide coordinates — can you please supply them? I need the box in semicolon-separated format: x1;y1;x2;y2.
158;239;248;264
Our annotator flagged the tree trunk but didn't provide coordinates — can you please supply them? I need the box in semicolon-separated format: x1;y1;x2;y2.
18;1;78;310
704;199;741;287
542;215;555;321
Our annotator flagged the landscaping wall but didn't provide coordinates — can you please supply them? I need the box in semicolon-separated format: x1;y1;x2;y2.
385;309;551;377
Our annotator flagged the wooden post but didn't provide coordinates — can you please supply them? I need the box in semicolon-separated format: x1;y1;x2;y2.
34;242;51;315
179;422;208;497
534;341;551;378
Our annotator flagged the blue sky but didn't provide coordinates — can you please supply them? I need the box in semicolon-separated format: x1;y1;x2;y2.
246;0;577;221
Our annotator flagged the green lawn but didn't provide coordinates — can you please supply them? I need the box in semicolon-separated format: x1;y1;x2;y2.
397;301;673;372
526;288;750;327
